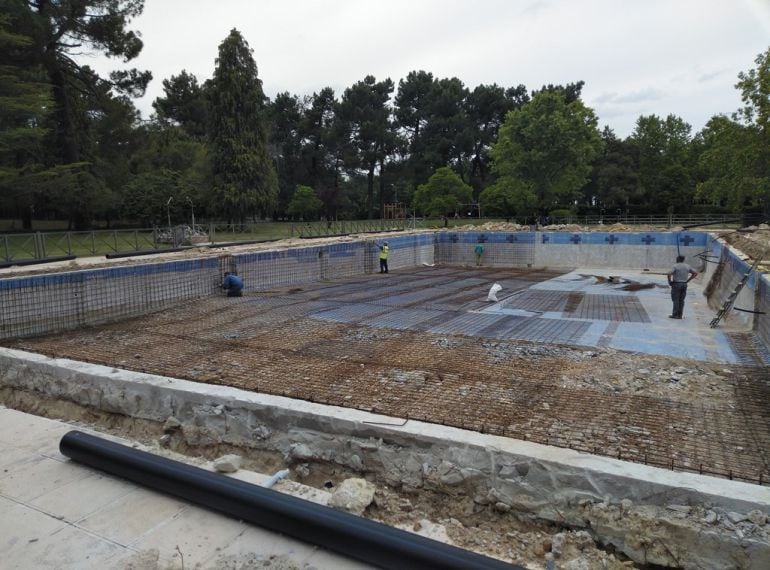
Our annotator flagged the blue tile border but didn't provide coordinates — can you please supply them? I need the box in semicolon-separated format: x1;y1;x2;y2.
436;231;708;247
0;257;220;291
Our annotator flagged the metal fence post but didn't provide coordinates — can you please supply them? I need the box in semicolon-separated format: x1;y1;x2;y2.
91;231;96;254
34;231;44;259
3;234;9;262
66;232;72;255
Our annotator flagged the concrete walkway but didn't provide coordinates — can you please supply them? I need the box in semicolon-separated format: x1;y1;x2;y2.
0;406;367;569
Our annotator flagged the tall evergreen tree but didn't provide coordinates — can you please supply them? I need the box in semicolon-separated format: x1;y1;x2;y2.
421;77;473;179
466;83;525;196
337;75;394;219
207;28;277;221
25;0;151;228
0;6;52;227
153;70;208;138
301;87;347;218
267;91;305;217
394;70;435;187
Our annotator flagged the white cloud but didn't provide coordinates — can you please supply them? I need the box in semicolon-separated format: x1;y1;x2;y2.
81;0;770;137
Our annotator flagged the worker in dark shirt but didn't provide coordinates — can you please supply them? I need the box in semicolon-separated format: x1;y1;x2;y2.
222;272;243;297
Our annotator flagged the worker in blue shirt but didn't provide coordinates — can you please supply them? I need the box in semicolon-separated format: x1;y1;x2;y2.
222;272;243;297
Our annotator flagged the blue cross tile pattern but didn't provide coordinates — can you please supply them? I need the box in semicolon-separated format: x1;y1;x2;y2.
641;235;656;245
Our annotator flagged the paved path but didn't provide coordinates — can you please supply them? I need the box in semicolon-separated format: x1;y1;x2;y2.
0;407;367;569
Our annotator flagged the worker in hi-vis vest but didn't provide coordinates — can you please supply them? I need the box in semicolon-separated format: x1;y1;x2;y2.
378;241;389;274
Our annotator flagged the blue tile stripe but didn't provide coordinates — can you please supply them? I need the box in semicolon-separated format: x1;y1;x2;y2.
0;231;709;293
0;258;220;291
437;231;708;246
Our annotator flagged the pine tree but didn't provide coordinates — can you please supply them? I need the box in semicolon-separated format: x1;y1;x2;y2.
207;29;277;221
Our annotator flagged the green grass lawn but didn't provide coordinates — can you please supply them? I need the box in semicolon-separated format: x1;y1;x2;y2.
0;218;506;262
3;216;731;264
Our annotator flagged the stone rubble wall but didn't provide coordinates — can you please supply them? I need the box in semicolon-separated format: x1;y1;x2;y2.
1;347;768;569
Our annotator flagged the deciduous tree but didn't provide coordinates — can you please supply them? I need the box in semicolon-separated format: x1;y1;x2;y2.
491;89;601;211
479;178;537;219
733;47;770;214
582;126;638;213
413;166;472;216
287;185;322;220
630;114;693;212
694;116;757;211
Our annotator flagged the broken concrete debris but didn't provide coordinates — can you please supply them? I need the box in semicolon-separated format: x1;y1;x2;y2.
329;478;375;515
213;454;242;473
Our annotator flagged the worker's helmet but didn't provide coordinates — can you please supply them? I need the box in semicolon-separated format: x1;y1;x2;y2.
384;241;388;246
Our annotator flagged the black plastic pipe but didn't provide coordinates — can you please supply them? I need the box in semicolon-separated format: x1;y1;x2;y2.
207;238;282;248
105;247;191;259
60;431;520;570
0;255;76;269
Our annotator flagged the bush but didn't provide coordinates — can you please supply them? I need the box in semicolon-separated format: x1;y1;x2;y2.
549;208;575;219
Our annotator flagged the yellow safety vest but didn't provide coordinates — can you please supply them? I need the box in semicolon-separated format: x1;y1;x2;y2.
379;245;389;260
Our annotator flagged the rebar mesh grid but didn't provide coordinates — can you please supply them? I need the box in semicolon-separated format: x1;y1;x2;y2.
5;266;770;486
0;260;220;338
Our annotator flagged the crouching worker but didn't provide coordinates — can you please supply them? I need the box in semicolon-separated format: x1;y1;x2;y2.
222;271;243;297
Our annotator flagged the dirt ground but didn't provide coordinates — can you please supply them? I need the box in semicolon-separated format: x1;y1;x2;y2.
719;225;770;267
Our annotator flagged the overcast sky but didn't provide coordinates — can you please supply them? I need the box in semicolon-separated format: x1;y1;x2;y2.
82;0;770;137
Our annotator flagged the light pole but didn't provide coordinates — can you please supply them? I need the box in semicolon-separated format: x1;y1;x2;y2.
186;196;195;230
166;196;173;231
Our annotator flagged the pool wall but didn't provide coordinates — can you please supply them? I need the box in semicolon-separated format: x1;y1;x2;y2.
1;231;765;353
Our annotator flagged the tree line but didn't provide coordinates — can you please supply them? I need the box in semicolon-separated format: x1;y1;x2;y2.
1;1;768;230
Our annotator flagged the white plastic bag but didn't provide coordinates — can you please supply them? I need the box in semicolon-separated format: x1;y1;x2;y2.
487;283;502;302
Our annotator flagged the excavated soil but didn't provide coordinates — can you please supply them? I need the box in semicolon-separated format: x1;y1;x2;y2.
719;227;770;267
